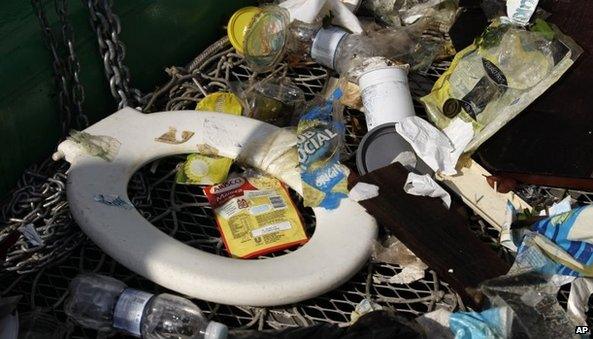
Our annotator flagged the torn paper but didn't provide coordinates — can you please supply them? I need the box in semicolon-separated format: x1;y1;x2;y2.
349;182;379;202
501;201;519;252
567;277;593;326
389;261;428;284
350;299;383;324
404;173;451;208
395;117;473;175
539;196;572;217
391;150;417;170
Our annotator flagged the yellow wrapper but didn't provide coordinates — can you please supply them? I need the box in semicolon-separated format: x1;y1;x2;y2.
177;92;243;185
205;174;308;258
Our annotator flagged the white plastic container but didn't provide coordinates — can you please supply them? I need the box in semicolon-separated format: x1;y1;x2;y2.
358;66;416;130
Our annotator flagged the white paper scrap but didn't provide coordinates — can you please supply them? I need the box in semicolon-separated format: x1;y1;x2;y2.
539;196;572;217
443;117;474;166
404;173;451;208
388;261;428;284
567;277;593;326
395;117;473;176
349;182;379;202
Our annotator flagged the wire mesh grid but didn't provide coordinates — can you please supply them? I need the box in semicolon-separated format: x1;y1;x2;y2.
1;37;591;337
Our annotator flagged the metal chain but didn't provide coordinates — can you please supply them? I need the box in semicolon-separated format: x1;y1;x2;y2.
84;0;144;109
0;160;84;275
31;0;89;132
55;0;89;129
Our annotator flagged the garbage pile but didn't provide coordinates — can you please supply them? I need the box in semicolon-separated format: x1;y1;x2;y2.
3;0;591;338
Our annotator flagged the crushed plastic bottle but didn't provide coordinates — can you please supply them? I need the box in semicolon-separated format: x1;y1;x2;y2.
64;273;228;339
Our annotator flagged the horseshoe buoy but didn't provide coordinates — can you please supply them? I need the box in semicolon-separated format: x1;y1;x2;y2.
56;107;377;306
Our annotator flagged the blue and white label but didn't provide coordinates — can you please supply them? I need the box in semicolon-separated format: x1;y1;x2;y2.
506;0;539;26
113;288;153;336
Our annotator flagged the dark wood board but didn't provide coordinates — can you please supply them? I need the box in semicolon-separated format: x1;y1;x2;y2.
476;0;593;189
352;163;511;308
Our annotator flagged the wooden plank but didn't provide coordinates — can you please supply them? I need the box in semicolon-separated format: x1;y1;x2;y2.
439;160;532;230
353;163;511;308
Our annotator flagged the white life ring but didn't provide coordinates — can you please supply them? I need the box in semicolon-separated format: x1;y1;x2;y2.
56;107;377;306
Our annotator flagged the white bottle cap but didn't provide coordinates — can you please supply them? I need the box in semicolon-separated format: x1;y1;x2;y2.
358;66;415;130
311;27;348;69
205;321;228;339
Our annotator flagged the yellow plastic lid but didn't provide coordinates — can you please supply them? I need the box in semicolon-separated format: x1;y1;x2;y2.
227;6;262;54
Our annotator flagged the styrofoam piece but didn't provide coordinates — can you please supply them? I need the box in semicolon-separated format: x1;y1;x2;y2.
56;107;377;306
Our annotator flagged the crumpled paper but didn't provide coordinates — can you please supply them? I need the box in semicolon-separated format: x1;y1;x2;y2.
395;116;473;175
404;173;451;208
389;262;428;284
567;277;593;326
372;235;428;284
350;299;383;324
349;182;379;202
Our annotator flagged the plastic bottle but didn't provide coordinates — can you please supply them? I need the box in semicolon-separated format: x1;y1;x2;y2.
64;273;227;339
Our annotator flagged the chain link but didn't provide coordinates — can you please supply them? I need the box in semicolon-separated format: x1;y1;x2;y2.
31;0;90;133
0;161;84;274
84;0;144;109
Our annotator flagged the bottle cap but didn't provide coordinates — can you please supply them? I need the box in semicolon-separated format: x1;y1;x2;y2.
443;98;462;118
205;321;229;339
243;6;290;73
227;7;262;54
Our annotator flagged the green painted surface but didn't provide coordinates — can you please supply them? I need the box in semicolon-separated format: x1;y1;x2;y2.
0;0;253;198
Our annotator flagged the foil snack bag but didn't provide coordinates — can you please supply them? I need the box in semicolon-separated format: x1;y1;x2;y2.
205;172;308;258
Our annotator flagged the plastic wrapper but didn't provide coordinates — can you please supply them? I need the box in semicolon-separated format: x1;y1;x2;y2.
335;17;452;74
363;0;458;28
297;88;350;209
362;0;459;66
245;78;306;127
530;205;593;276
421;18;583;153
67;130;121;161
176;93;243;185
175;151;233;186
372;235;428;284
478;232;578;338
567;277;593;327
204;172;308;258
449;307;513;339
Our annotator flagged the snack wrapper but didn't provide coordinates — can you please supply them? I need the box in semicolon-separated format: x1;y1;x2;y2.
297;88;349;210
205;173;308;258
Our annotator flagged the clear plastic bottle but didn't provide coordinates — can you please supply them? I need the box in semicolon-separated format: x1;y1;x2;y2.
64;273;227;339
241;5;431;74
